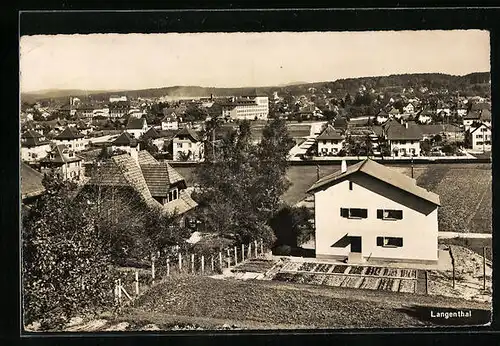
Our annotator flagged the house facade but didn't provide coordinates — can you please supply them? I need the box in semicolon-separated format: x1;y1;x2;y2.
316;125;345;156
125;117;148;139
53;126;87;152
384;121;422;157
20;130;52;163
221;95;269;120
307;159;440;263
469;123;491;152
161;109;179;130
172;128;204;162
40;144;84;181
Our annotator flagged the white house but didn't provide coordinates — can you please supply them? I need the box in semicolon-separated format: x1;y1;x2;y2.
316;125;345;156
112;132;140;154
53;126;87;152
125;117;148;139
161;108;179;130
221;94;269;121
109;95;128;103
469;123;491;152
307;159;440;263
20;130;52;163
172;127;204;162
403;103;415;114
463;109;491;132
375;109;389;124
384;120;422;157
40;144;84;181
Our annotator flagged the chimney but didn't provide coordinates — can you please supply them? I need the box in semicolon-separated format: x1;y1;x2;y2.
341;160;347;173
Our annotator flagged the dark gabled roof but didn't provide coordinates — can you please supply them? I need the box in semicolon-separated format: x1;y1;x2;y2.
174;127;200;142
137;150;158;165
470;122;491;134
21;163;45;199
316;125;344;140
333;117;349;128
126;117;147;130
464;111;481;120
112;132;138;147
140;163;187;197
307;159;440;206
42;144;82;164
386;122;422;141
21;130;51;147
143;127;161;139
470;102;491;111
419;124;462;135
54;126;84;140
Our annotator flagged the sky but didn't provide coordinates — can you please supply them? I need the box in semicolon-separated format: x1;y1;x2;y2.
20;30;490;93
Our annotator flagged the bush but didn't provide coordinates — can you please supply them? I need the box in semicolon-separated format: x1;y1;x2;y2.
273;244;292;256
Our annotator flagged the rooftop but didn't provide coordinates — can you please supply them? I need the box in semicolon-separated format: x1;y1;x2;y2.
316;125;344;140
54;126;84;140
307;158;440;206
21;163;45;200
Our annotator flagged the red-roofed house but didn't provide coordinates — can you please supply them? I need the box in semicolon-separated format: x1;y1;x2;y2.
307;158;440;263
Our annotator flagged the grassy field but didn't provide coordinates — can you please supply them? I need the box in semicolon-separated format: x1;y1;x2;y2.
128;275;490;328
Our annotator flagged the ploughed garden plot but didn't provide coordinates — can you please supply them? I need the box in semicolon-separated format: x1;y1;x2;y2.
272;263;419;293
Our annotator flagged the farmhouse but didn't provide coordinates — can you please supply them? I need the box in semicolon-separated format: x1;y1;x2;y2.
316;125;345;156
383;120;422;157
125;117;148;139
85;150;197;220
307;159;440;264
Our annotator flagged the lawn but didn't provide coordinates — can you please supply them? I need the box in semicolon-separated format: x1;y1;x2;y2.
130;275;490;328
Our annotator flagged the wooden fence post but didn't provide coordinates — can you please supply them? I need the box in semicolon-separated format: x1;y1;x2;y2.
248;243;251;258
166;259;170;277
227;256;230;268
234;246;238;265
151;257;156;284
483;247;486;290
135;271;139;296
260;239;264;255
114;280;118;304
452;256;455;289
191;254;195;273
219;252;223;269
242;244;245;262
254;240;258;258
201;255;205;274
179;253;182;272
118;279;122;303
211;255;214;272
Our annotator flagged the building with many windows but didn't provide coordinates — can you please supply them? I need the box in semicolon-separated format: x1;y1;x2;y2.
316;125;345;156
468;122;491;152
307;159;440;264
21;130;52;163
220;94;269;121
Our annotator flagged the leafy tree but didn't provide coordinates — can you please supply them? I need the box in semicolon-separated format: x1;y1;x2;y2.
420;139;432;154
270;205;313;248
22;174;114;330
140;137;159;156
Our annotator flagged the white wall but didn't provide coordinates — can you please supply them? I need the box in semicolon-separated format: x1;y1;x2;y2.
317;139;344;156
472;125;492;151
21;144;51;162
389;140;421;156
161;121;179;130
314;175;438;262
54;138;87;152
173;138;204;161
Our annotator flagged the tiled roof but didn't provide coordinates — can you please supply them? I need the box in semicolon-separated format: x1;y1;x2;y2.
464;111;481;120
113;132;138;146
42;144;83;164
137;150;158;165
126;117;146;130
140;163;187;197
55;126;84;140
471;102;491;111
480;109;491;122
164;189;197;215
21;163;45;199
307;158;440;206
386;122;422;141
175;127;200;142
471;123;491;133
316;125;344;140
21;130;51;147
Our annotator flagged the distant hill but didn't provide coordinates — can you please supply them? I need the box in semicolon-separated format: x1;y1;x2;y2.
22;72;490;103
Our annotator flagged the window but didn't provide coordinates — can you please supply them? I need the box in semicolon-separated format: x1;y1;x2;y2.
177;143;182;148
173;189;178;200
376;237;403;248
168;191;173;202
340;208;367;219
377;209;403;220
476;134;483;139
349;181;353;190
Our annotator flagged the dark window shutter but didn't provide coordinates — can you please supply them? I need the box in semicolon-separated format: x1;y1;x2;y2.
349;181;353;190
377;209;383;219
361;209;368;218
398;238;403;247
376;237;384;246
341;208;349;217
398;210;403;219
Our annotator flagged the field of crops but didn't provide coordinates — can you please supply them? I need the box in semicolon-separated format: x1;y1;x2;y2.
274;262;418;293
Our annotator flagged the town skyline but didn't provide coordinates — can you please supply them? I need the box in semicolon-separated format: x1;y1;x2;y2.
20;30;490;93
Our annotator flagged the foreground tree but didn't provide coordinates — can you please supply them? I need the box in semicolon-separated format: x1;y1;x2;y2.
22;174;114;330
